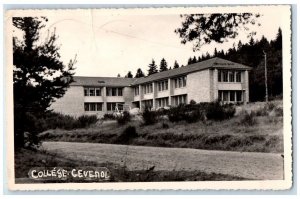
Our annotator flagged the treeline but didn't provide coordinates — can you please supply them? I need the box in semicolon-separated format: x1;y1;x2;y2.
123;28;282;102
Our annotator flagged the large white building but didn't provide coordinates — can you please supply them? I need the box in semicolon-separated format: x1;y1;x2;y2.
50;57;251;117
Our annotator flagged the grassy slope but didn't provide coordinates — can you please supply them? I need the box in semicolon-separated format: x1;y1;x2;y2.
39;112;283;153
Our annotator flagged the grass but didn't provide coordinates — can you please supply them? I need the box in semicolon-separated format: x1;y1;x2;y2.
15;148;247;182
39;111;283;153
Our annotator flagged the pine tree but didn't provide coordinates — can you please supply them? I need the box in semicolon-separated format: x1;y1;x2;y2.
213;48;218;57
192;56;197;63
173;60;179;69
125;71;133;78
187;57;193;65
135;68;145;78
117;74;121;77
159;58;168;72
13;17;76;148
147;59;158;76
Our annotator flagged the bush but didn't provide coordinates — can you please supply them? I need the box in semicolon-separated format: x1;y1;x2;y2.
240;111;257;126
103;113;116;120
142;108;157;125
77;115;98;128
206;102;235;121
116;126;138;144
161;122;169;129
116;111;131;125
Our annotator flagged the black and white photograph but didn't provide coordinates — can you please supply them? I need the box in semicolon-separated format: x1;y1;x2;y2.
5;5;292;190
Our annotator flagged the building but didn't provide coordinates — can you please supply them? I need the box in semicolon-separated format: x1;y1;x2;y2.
50;57;251;117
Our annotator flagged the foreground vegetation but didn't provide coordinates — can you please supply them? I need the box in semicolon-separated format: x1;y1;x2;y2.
15;148;246;182
39;101;283;153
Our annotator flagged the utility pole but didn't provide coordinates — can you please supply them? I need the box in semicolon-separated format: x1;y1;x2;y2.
263;50;268;102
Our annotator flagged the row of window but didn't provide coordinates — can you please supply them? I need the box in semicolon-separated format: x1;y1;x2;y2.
84;102;124;111
84;87;123;96
106;88;123;96
84;88;101;96
218;70;241;83
84;103;103;111
218;90;243;102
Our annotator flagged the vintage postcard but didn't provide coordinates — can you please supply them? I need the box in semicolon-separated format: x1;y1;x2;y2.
5;5;292;191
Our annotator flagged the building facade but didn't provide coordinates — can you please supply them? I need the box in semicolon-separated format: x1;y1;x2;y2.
50;57;251;117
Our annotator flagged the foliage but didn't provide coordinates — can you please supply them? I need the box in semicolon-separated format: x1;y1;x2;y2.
240;111;257;126
116;126;138;144
116;111;131;125
173;60;180;69
159;58;168;72
142;108;157;125
135;68;145;78
13;17;76;148
103;113;117;120
175;13;261;51
147;59;158;76
125;71;133;78
205;102;235;121
77;115;98;128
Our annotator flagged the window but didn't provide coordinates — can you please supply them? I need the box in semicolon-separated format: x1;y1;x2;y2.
107;102;124;111
106;88;123;96
134;87;139;96
84;103;103;111
143;100;153;109
236;72;241;82
84;88;89;96
173;95;187;106
84;87;102;96
158;80;168;91
236;91;242;102
218;90;243;102
230;91;235;101
218;71;222;82
143;84;153;94
174;76;187;88
89;88;95;96
157;97;169;107
223;71;228;82
95;88;101;96
229;72;235;82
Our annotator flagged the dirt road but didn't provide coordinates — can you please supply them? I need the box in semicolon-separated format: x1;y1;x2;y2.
42;141;283;180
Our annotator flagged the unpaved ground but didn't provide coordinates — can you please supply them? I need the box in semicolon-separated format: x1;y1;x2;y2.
42;141;283;180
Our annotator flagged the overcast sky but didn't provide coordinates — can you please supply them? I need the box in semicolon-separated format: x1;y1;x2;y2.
25;7;284;77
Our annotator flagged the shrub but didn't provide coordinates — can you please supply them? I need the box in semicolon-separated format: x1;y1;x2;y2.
240;111;257;126
142;108;157;125
162;122;169;129
116;111;131;125
206;102;235;121
103;113;116;120
189;99;196;105
167;104;186;123
77;115;98;128
116;126;138;144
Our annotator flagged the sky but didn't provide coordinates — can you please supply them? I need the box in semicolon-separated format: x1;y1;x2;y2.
16;6;285;77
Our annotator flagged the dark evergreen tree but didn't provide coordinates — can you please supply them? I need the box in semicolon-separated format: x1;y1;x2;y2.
187;57;193;65
213;48;218;57
13;17;76;148
159;58;168;72
125;71;133;78
173;60;180;69
135;68;145;78
192;56;197;63
147;59;158;76
117;73;121;77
